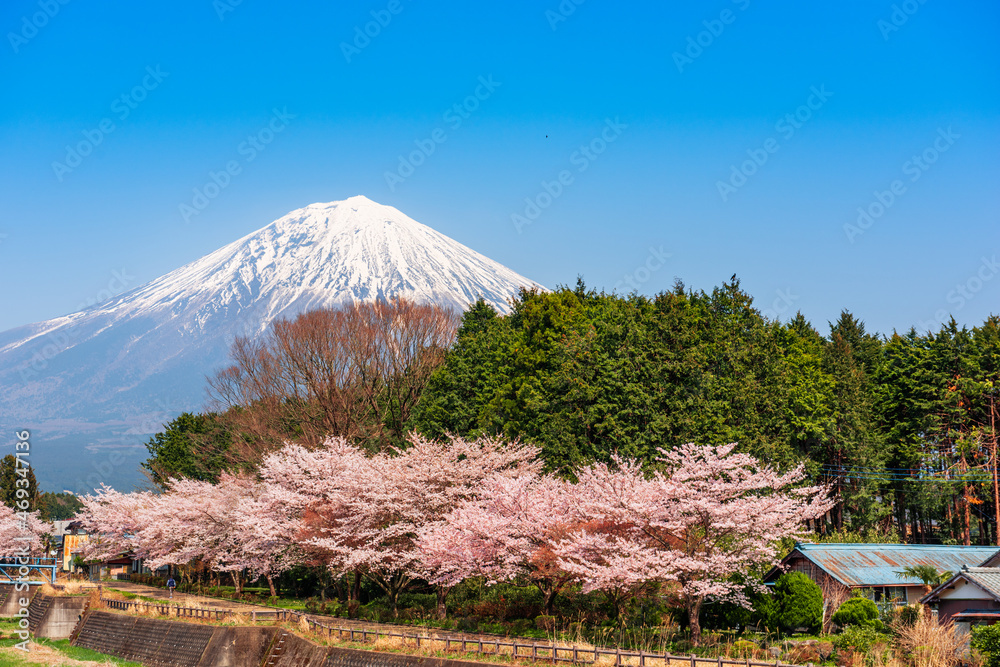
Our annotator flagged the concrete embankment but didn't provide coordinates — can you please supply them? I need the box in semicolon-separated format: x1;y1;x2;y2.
73;610;500;667
28;593;88;638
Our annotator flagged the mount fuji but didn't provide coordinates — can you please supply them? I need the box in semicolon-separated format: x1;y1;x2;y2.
0;196;544;492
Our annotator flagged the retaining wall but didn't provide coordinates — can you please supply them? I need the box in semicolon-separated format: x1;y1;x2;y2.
72;611;500;667
0;584;32;616
75;611;225;666
27;594;89;639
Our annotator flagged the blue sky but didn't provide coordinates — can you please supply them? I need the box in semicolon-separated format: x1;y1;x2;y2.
1;0;998;335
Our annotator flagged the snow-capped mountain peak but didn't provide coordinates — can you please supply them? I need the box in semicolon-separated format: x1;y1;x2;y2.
0;197;544;491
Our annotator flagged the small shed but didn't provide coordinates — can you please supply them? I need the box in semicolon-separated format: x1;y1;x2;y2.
764;543;1000;605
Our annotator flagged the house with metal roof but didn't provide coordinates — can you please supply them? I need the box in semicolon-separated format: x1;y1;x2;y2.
764;543;1000;605
921;566;1000;627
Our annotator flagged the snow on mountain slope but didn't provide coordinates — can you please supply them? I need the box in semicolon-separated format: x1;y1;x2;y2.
0;196;544;491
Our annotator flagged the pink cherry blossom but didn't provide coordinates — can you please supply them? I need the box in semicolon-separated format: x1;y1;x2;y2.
0;503;51;559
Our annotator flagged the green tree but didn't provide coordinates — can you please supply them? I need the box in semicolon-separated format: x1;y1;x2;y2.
821;312;888;531
142;412;234;487
772;572;823;634
37;492;84;521
0;454;38;511
895;564;950;591
414;280;809;474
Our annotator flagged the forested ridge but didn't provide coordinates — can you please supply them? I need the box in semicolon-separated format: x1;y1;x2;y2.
145;279;1000;546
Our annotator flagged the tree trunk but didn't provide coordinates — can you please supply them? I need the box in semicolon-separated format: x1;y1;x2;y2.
687;596;703;646
543;585;558;616
351;569;362;602
387;574;405;618
230;570;243;595
992;396;999;546
946;490;955;542
266;574;277;598
961;452;972;545
435;585;450;620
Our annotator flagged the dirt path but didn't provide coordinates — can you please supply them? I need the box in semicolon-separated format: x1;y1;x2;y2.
101;580;271;612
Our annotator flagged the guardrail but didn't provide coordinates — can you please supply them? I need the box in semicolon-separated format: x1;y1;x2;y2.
99;596;801;667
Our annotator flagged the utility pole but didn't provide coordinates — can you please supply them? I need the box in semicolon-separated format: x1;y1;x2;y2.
991;391;999;546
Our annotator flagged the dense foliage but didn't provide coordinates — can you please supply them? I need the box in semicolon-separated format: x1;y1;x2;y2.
142;283;1000;544
972;623;1000;667
411;281;1000;543
37;491;84;522
772;572;823;634
831;597;881;629
142;412;235;486
82;281;1000;654
0;454;38;511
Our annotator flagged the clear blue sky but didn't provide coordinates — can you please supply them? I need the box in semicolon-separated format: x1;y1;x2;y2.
1;0;998;335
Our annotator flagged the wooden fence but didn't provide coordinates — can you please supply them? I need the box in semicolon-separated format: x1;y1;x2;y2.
99;596;804;667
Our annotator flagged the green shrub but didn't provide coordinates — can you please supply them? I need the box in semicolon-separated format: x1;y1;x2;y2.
892;603;921;627
730;639;758;658
972;623;1000;667
832;625;891;661
397;592;436;611
831;597;881;629
749;589;779;630
773;572;823;633
457;616;480;633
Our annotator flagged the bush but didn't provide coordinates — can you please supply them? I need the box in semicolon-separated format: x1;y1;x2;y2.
397;592;436;611
772;572;823;633
891;603;921;627
972;623;1000;667
831;597;881;629
749;589;779;630
702;599;756;629
729;639;758;658
832;624;891;656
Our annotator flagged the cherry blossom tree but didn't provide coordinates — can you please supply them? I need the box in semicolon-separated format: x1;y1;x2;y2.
79;475;295;594
418;472;582;615
259;433;541;615
0;503;51;559
144;474;255;591
554;443;834;645
77;485;158;562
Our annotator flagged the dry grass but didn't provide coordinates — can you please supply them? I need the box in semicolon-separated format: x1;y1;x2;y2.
97;589;127;602
820;578;851;634
891;614;969;667
87;587;104;611
36;581;95;598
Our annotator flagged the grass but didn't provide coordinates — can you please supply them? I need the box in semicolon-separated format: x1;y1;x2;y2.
0;618;142;666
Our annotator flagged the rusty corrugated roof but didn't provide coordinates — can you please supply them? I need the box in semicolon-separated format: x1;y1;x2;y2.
786;543;1000;587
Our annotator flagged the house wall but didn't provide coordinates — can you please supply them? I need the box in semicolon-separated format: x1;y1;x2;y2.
939;598;1000;623
934;578;1000;623
61;534;89;571
784;556;852;597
